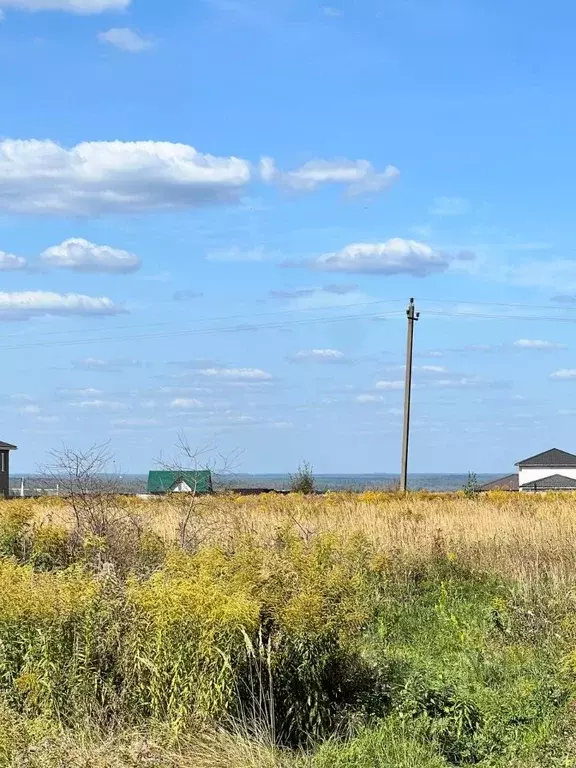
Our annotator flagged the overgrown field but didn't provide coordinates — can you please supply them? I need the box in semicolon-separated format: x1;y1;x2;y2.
2;491;576;766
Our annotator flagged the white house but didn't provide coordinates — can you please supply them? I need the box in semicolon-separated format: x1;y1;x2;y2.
517;448;576;492
480;448;576;492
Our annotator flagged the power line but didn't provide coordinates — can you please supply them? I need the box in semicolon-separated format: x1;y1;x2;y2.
424;309;576;323
0;298;407;341
417;297;576;312
0;309;406;352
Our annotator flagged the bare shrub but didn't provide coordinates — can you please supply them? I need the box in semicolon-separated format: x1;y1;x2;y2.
158;433;241;550
42;443;143;571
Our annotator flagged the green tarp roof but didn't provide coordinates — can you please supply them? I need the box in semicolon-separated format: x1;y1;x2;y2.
147;470;212;494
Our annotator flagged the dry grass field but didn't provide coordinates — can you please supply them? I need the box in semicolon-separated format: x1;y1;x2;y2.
1;490;576;766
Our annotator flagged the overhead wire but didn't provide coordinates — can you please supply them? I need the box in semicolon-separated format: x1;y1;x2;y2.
0;309;407;352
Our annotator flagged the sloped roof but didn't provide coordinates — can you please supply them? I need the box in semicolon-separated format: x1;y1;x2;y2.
147;470;212;494
479;474;519;491
0;441;17;450
516;448;576;467
520;474;576;490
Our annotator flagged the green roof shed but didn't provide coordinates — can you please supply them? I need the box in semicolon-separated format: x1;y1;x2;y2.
147;470;213;495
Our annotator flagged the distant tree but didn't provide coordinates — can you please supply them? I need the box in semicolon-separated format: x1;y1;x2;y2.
463;471;481;498
290;461;315;494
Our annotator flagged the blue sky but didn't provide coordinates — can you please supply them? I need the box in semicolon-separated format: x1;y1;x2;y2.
1;0;576;475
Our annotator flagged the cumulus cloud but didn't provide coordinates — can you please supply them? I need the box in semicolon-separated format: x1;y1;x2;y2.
170;398;204;409
72;358;142;372
58;387;103;397
112;417;160;427
19;404;40;415
270;284;359;300
260;157;399;196
199;367;273;381
514;339;565;350
356;394;385;403
288;349;348;364
551;369;576;380
72;400;127;411
418;365;448;373
0;250;27;270
0;139;251;215
98;28;153;53
375;380;404;390
307;238;450;276
0;291;122;320
0;0;129;12
41;238;140;274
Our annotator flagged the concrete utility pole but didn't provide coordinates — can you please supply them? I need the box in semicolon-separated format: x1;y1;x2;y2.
400;298;420;493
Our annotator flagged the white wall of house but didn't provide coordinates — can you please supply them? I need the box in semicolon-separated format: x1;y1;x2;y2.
171;480;193;493
519;467;576;487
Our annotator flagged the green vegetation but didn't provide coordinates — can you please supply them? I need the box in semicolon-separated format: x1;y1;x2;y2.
289;461;316;494
0;493;576;765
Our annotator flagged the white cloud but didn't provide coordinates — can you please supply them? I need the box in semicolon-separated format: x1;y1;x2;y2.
10;393;33;402
59;387;103;397
432;377;487;388
41;238;140;274
0;291;122;319
260;157;399;196
308;238;450;276
0;0;129;12
551;369;576;380
513;339;565;350
375;380;404;390
418;365;448;373
289;349;347;363
429;196;471;216
72;400;127;411
170;398;204;409
19;404;40;415
0;251;26;270
356;394;385;403
206;247;266;263
0;9;4;17
98;27;154;53
73;358;141;372
112;417;159;427
0;139;251;215
199;367;273;381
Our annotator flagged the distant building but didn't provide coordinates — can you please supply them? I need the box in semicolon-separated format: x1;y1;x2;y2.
0;440;17;498
147;470;213;495
480;448;576;492
517;448;576;492
479;474;519;492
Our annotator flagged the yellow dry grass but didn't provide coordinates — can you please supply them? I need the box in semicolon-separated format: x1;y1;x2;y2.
17;490;576;586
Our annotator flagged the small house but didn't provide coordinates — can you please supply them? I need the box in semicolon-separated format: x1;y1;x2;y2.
480;447;576;492
517;448;576;492
0;440;17;498
147;470;213;495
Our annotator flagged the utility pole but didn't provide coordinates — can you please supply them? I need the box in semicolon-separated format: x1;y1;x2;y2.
400;298;420;493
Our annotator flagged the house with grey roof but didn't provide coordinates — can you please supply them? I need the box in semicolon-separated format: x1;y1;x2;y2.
481;448;576;492
517;448;576;492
